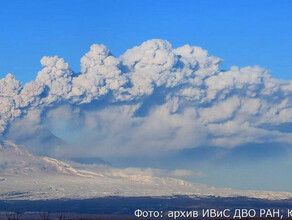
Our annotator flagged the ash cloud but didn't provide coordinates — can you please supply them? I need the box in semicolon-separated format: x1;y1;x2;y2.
2;39;292;157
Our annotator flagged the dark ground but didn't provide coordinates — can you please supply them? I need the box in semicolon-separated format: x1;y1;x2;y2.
1;196;292;219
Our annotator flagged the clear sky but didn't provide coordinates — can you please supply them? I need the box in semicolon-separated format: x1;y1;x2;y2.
1;0;292;83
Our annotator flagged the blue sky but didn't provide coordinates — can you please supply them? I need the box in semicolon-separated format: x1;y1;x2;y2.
1;0;292;83
2;1;292;192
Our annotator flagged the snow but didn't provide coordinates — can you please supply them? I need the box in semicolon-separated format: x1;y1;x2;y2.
0;140;291;201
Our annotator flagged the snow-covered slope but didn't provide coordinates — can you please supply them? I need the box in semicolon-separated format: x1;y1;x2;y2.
0;140;95;177
0;140;292;200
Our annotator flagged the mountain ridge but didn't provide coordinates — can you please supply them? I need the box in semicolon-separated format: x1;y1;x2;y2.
1;140;292;201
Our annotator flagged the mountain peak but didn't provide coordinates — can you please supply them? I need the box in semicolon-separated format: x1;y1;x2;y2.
0;140;93;177
1;140;292;201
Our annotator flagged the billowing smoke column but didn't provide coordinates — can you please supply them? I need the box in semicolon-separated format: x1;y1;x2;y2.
1;39;292;150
